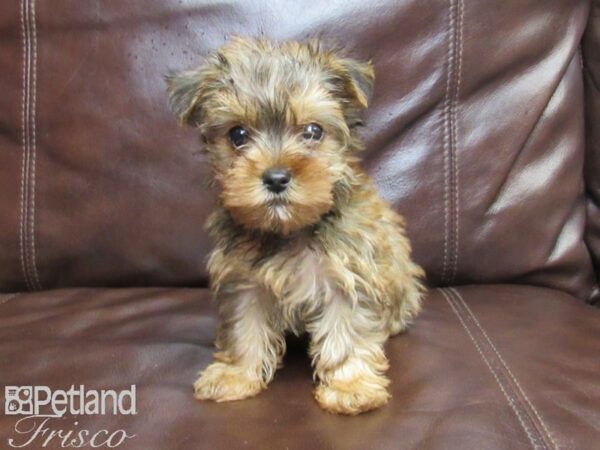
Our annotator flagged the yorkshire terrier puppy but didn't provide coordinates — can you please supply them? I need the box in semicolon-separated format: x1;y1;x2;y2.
167;37;424;415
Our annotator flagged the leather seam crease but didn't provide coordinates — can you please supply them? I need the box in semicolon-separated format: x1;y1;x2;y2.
441;0;462;285
18;0;41;291
19;0;32;291
441;0;453;285
450;0;463;283
29;0;41;290
448;287;560;450
440;288;550;450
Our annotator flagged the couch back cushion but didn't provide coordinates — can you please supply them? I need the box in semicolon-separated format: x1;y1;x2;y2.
0;0;596;299
583;0;600;304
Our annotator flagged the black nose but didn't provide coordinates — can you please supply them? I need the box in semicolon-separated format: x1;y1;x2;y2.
262;168;291;194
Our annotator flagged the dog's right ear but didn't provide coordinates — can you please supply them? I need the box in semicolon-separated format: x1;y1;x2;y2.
165;69;206;127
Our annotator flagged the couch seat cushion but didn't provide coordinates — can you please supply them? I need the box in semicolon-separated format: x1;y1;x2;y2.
0;285;598;449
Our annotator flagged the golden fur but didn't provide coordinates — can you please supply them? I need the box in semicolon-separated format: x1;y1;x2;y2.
167;37;425;415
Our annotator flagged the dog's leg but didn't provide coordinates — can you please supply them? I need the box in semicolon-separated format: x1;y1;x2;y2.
388;264;424;336
308;293;391;415
194;286;285;402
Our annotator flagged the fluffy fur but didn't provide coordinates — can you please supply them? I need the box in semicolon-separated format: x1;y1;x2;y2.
167;37;425;415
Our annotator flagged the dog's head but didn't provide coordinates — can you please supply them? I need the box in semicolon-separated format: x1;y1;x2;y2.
167;37;374;235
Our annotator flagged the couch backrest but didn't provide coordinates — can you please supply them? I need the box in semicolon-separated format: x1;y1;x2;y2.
0;0;597;301
583;0;600;304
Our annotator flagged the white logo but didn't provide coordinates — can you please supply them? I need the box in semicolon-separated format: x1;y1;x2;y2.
4;385;136;418
4;386;33;415
4;385;137;448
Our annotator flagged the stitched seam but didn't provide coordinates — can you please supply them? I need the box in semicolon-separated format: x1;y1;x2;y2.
441;0;455;284
19;0;29;290
19;0;32;291
440;288;542;449
446;288;549;449
449;288;559;450
29;0;41;290
449;0;463;283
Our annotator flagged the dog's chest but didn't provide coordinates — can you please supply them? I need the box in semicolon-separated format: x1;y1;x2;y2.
258;246;332;327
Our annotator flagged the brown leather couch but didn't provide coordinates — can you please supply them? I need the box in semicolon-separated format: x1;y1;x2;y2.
1;1;599;449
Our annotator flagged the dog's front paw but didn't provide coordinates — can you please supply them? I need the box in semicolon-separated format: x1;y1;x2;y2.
314;376;390;415
193;362;264;402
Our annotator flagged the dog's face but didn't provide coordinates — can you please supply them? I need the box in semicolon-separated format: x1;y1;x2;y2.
167;38;374;234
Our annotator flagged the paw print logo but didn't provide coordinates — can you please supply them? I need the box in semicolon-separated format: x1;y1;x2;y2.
4;386;33;415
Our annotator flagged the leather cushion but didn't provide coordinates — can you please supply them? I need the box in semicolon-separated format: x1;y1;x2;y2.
1;285;598;449
0;0;596;299
583;0;600;303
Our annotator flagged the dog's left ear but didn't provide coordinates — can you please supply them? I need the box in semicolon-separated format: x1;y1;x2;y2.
165;69;206;127
328;57;375;110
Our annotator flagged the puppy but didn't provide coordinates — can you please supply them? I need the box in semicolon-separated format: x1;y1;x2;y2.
167;37;424;415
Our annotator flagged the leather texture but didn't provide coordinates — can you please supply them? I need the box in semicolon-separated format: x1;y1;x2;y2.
0;285;598;450
0;0;597;300
583;0;600;303
0;1;599;449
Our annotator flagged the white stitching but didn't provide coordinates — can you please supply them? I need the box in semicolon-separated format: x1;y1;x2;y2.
449;0;463;283
29;0;41;290
19;0;29;290
19;0;32;291
449;288;559;450
441;0;455;284
440;289;541;449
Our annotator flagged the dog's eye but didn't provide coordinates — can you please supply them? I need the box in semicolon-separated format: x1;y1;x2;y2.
229;126;249;148
302;123;323;142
